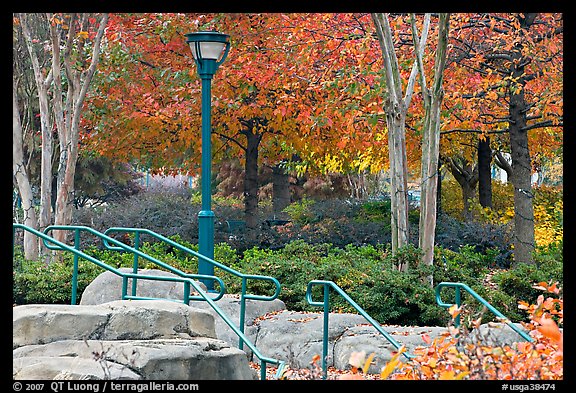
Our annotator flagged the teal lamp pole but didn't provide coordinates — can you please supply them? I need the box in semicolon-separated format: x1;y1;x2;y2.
185;31;230;291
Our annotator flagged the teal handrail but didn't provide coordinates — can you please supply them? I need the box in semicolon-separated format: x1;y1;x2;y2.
435;281;533;342
306;280;414;379
102;226;282;350
14;223;286;380
42;225;225;304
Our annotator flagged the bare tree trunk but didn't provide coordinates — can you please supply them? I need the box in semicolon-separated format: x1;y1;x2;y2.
478;136;493;208
371;13;426;267
242;122;262;230
509;82;535;265
19;13;53;236
272;163;290;218
447;156;479;221
385;105;410;259
13;78;39;260
414;13;450;286
507;15;536;266
494;150;513;181
50;13;109;243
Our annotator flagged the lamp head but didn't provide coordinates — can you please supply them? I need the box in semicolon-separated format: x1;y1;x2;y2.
185;31;230;75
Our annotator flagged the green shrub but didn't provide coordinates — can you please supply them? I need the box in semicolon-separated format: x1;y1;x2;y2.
13;247;104;305
282;198;317;225
219;241;453;326
492;248;563;306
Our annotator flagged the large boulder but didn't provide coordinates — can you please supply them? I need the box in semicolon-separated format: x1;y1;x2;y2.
13;300;216;349
79;268;206;305
333;325;448;373
188;295;286;353
81;268;287;352
13;356;142;380
13;300;254;380
13;338;253;380
253;310;367;369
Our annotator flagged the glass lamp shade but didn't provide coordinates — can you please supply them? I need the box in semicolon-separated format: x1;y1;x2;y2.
186;31;229;62
189;41;227;61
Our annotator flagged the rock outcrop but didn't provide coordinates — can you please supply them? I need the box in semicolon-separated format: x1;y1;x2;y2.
13;300;254;380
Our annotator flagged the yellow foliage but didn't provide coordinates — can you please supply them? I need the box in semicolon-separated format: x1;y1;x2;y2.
441;176;563;248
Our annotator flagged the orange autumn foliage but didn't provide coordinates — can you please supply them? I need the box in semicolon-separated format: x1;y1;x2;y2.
340;281;563;380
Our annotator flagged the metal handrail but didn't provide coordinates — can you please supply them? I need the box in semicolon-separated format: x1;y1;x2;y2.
306;279;414;379
102;226;282;350
14;223;286;380
42;225;225;304
435;281;533;342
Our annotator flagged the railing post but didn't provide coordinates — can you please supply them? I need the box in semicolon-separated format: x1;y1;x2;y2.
71;228;81;305
132;231;140;297
183;281;191;305
454;286;461;327
122;276;128;300
322;283;329;380
239;277;247;350
260;360;267;380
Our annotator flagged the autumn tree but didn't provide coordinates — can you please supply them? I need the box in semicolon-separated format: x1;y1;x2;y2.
85;13;389;229
440;13;563;265
13;76;39;260
14;13;109;249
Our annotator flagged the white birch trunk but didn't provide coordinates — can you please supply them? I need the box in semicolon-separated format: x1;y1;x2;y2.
13;78;39;260
412;13;450;286
19;13;53;235
51;13;109;243
371;13;427;269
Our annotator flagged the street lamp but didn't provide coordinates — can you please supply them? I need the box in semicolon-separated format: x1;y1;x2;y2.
186;31;230;291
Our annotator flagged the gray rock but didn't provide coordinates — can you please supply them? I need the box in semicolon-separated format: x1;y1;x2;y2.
13;338;254;380
253;310;366;369
334;325;449;373
81;267;287;352
13;300;216;349
79;268;207;305
13;356;142;380
188;295;286;353
466;322;534;346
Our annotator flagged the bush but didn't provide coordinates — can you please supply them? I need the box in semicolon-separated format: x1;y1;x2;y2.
435;213;512;267
73;189;515;266
492;245;563;308
13;247;104;305
219;241;493;327
73;188;200;248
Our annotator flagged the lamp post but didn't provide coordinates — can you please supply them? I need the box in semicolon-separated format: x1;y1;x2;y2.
186;31;230;291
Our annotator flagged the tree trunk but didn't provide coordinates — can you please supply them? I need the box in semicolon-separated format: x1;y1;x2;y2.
385;102;410;262
436;159;443;216
508;76;535;265
272;163;290;219
20;13;52;234
507;14;537;266
447;157;478;221
478;136;493;208
461;182;477;222
242;124;262;230
13;79;39;260
414;12;450;287
371;12;425;267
